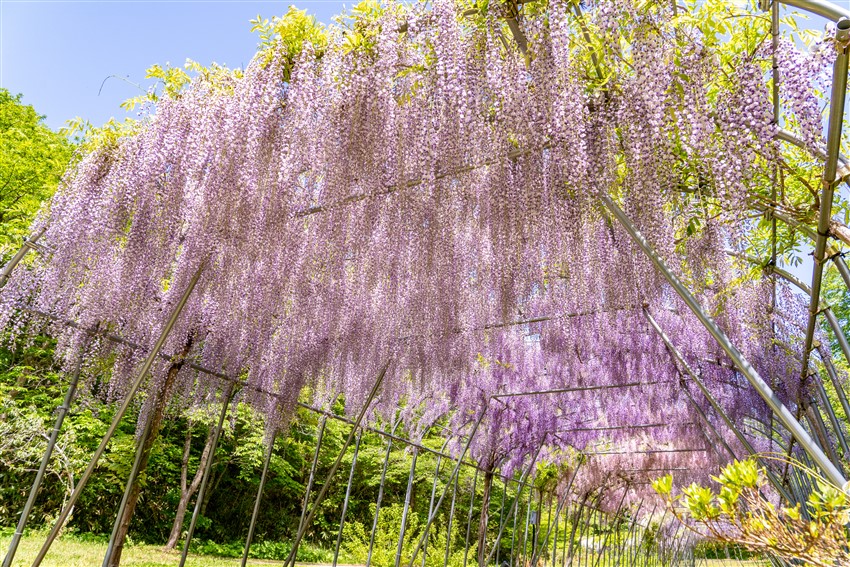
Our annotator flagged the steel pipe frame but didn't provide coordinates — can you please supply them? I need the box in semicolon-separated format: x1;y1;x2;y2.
367;419;403;567
179;383;237;567
442;465;460;567
241;428;277;567
298;416;329;540
31;262;205;567
799;17;850;406
590;489;627;567
737;254;850;423
462;468;478;567
492;476;508;567
284;361;390;567
531;487;564;566
487;441;547;566
605;195;845;486
395;446;420;567
644;295;803;501
333;429;362;567
0;227;45;288
420;437;451;566
2;354;82;567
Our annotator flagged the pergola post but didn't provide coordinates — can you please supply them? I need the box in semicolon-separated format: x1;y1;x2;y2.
297;416;328;538
31;262;204;567
0;227;45;288
333;429;362;567
241;428;277;567
605;192;846;486
284;361;390;567
2;354;82;567
179;383;237;567
395;446;419;567
367;419;402;567
406;407;488;567
462;468;479;567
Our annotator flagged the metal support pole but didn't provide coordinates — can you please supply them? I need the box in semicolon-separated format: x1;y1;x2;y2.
298;416;328;538
3;356;82;567
463;469;479;567
643;308;799;501
817;343;850;428
529;463;582;567
422;440;450;566
833;253;850;290
533;494;566;566
592;490;627;567
406;408;488;567
813;377;849;457
31;262;204;567
241;429;277;567
504;445;547;567
179;384;236;567
395;447;420;567
443;468;460;567
368;419;403;567
801;20;850;388
604;194;846;486
0;227;45;287
284;361;390;567
493;478;508;567
333;429;362;567
103;401;158;567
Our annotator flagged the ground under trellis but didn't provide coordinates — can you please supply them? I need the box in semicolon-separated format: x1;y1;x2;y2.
3;0;850;564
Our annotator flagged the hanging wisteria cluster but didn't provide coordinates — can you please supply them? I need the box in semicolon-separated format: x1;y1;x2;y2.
0;0;839;509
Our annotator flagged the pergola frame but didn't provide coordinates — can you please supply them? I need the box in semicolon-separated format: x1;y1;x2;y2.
3;0;850;564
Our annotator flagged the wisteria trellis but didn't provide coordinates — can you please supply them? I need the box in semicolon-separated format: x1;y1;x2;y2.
3;0;850;562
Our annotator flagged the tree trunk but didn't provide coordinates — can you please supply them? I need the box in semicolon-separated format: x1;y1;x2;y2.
164;420;217;550
477;469;494;567
107;337;192;567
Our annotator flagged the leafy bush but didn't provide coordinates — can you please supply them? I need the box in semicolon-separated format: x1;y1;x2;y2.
653;458;850;567
342;503;474;567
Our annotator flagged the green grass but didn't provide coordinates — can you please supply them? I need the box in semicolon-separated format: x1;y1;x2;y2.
0;533;361;567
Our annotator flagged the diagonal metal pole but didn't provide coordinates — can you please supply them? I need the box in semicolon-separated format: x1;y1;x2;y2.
643;306;807;501
591;490;627;567
463;468;479;567
406;407;488;567
333;429;362;567
604;194;846;486
284;360;390;567
297;416;328;538
801;19;850;395
241;428;277;567
493;477;508;567
422;438;451;566
3;354;82;567
368;419;403;567
0;227;45;287
500;443;546;566
395;446;420;567
443;465;460;567
31;262;204;567
179;383;237;567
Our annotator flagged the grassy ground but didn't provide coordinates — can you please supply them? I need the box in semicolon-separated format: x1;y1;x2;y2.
0;533;363;567
0;534;770;566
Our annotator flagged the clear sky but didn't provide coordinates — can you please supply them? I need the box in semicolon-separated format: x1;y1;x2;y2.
0;0;348;130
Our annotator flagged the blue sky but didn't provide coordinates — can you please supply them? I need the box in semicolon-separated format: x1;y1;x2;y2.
0;0;348;130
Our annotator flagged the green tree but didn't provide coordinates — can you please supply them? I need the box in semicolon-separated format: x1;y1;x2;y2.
0;89;72;258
